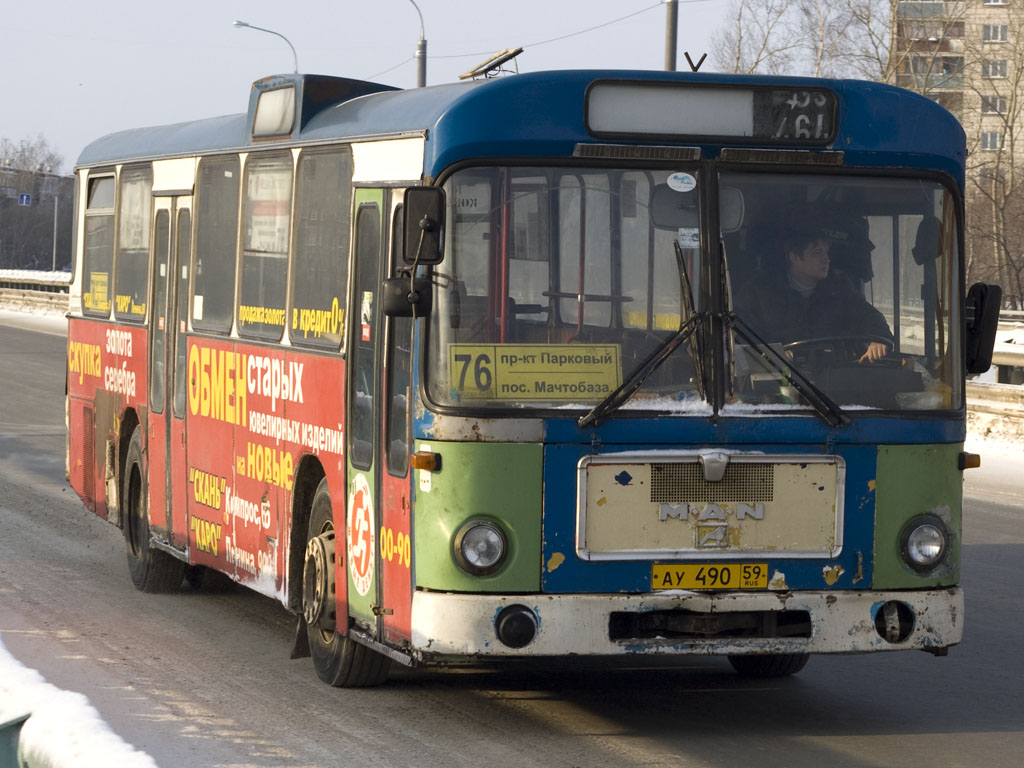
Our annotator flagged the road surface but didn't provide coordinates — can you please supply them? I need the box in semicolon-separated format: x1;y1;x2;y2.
1;317;1021;767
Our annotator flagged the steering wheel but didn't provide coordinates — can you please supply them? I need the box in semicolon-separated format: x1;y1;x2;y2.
783;336;897;369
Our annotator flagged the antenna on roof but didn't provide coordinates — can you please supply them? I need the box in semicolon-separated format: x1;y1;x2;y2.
459;48;524;80
684;52;707;72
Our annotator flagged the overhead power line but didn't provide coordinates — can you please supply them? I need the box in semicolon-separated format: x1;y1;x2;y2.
365;0;711;80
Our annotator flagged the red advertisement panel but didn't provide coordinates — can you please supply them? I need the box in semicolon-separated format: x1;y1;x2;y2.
67;318;150;521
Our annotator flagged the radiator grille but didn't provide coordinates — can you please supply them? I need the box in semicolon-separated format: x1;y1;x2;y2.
82;407;95;501
650;462;774;503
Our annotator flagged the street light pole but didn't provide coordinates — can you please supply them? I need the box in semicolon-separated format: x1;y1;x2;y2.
665;0;678;72
407;0;427;87
52;195;58;272
233;20;299;74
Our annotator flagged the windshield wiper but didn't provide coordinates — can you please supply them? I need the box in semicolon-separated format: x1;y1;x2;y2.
727;312;849;428
578;313;703;429
578;240;706;430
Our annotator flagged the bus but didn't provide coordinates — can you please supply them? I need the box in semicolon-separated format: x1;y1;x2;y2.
66;69;1000;687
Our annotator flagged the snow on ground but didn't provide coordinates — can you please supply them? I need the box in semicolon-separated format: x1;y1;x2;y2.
0;638;157;768
0;306;67;336
966;410;1023;456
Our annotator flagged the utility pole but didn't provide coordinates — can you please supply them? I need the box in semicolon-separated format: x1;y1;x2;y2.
409;0;427;87
51;194;58;272
665;0;678;71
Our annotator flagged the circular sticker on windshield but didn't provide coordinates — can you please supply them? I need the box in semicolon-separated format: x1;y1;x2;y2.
667;172;696;193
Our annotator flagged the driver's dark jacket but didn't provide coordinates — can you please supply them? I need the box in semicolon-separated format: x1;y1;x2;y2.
734;269;893;345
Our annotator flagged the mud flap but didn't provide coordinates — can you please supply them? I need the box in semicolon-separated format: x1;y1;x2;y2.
290;616;311;659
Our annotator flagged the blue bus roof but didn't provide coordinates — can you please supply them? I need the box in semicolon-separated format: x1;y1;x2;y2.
76;69;966;188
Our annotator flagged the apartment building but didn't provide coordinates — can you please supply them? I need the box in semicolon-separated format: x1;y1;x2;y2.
894;0;1023;301
895;1;1024;151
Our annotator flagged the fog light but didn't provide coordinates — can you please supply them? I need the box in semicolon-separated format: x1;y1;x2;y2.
495;604;538;648
900;515;949;572
453;519;507;575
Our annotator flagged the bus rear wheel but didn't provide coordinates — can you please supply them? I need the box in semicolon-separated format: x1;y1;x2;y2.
303;478;390;687
727;653;810;678
123;428;185;592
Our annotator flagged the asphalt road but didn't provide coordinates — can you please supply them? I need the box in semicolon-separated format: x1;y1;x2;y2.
1;318;1022;768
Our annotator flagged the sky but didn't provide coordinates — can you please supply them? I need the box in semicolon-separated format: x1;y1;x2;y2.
3;0;727;173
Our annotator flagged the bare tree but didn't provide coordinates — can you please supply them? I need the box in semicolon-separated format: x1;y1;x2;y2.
0;135;63;175
793;0;856;78
711;1;956;85
710;0;800;75
0;135;69;270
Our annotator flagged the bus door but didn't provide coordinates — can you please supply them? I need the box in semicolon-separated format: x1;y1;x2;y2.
379;196;413;644
146;195;192;551
346;188;386;634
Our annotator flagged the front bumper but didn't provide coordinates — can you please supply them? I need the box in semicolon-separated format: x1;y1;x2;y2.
410;587;962;659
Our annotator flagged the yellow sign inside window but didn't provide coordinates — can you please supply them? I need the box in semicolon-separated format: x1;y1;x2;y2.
448;344;621;402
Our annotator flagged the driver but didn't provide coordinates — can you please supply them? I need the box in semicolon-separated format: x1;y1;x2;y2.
736;223;893;363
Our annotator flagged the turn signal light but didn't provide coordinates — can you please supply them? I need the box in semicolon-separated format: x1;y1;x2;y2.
410;451;441;472
958;452;981;470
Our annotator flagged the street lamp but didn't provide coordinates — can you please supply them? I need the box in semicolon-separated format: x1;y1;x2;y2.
233;20;299;74
407;0;427;87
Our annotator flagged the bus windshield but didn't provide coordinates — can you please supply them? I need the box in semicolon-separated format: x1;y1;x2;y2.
427;166;707;411
427;166;961;415
724;172;961;413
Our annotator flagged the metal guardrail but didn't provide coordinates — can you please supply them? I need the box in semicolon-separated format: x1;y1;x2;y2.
0;271;70;313
0;287;67;312
966;381;1024;418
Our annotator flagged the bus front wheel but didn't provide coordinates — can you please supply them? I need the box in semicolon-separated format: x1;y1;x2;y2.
727;653;810;678
303;478;391;687
122;428;185;592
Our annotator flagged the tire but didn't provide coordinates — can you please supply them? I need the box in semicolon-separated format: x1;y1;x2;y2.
305;478;391;687
727;653;810;678
123;428;185;593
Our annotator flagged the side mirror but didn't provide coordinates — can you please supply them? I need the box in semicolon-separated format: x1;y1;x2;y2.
965;282;1001;374
382;277;433;317
403;187;445;265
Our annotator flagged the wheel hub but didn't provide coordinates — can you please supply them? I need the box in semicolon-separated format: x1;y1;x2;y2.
302;530;336;631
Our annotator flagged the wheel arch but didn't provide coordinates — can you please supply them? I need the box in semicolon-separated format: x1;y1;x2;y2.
288;455;327;613
114;407;141;530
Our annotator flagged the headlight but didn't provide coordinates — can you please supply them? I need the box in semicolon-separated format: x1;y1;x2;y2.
900;515;949;572
453;519;508;575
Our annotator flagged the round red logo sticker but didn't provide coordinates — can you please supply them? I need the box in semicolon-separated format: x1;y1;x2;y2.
347;473;375;597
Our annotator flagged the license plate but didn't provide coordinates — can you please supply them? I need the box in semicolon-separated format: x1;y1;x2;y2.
652;563;769;590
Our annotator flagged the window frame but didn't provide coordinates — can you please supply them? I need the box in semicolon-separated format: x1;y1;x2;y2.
192;154;242;335
981;130;1004;151
288;145;355;352
113;164;153;324
981;95;1007;114
982;59;1008;79
238;151;294;342
982;24;1009;43
81;171;117;318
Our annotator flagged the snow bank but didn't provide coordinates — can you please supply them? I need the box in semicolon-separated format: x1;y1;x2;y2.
0;639;157;768
0;307;67;335
0;269;71;283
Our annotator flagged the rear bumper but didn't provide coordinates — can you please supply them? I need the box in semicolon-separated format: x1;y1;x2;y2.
409;587;962;659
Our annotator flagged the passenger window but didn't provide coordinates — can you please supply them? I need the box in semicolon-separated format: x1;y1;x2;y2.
114;167;153;323
386;204;411;476
173;210;192;419
82;175;115;316
349;203;381;470
193;157;240;333
239;153;292;341
290;148;353;349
